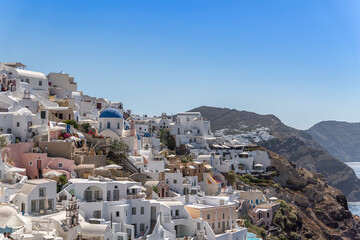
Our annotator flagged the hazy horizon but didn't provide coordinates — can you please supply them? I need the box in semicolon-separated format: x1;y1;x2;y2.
1;0;360;130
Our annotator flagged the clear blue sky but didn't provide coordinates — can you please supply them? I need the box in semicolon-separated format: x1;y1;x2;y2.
1;0;360;130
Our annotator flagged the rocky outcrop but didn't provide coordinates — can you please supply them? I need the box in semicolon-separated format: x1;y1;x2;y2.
264;150;360;239
190;106;360;201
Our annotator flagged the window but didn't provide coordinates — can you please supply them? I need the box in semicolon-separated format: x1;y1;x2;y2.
58;163;63;168
39;188;46;197
223;213;225;219
218;222;220;228
31;200;37;212
116;211;119;217
132;207;136;215
48;199;54;210
93;210;101;218
173;179;177;184
94;190;100;200
39;80;42;86
41;111;46;119
175;209;179;216
141;207;144;214
39;199;45;210
140;223;145;232
107;191;111;201
16;122;20;127
26;79;29;84
207;214;210;220
212;223;215;229
197;223;201;230
100;122;102;128
117;122;120;129
27;122;32;132
7;128;11;134
107;122;111;128
29;161;33;166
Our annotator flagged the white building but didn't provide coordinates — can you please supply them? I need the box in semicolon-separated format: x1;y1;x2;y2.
0;62;49;98
171;112;215;149
12;179;57;214
0;108;44;143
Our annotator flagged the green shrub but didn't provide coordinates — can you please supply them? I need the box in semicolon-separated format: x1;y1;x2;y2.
63;120;79;129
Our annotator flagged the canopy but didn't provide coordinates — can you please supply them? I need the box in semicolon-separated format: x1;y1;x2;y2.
43;170;63;178
8;167;26;173
68;136;81;141
0;214;25;228
95;166;107;171
28;125;43;129
104;164;122;169
50;126;66;131
128;185;144;190
79;119;97;123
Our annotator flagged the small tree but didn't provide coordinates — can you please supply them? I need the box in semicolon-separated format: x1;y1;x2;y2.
226;171;237;188
81;123;91;133
0;136;6;148
152;186;159;193
57;175;68;193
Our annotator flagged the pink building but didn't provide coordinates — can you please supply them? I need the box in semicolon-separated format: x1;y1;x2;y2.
2;142;74;179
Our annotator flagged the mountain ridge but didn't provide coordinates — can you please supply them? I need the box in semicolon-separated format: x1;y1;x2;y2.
307;120;360;162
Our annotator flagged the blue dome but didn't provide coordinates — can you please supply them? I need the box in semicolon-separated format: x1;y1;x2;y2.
99;108;123;118
143;132;152;138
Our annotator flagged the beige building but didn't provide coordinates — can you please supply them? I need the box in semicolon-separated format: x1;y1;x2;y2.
185;198;237;235
40;106;74;122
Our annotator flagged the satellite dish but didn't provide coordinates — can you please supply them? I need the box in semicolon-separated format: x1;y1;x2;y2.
70;172;77;179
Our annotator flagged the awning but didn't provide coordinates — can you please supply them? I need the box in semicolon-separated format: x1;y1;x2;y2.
128;185;145;190
204;164;212;169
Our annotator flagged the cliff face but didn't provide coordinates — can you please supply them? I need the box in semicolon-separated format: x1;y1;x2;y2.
189;106;360;201
307;121;360;162
262;150;360;240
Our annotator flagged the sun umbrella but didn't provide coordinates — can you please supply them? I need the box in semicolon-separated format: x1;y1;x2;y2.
50;126;66;131
8;167;26;173
43;170;63;178
45;195;49;210
28;125;43;129
104;164;122;169
0;214;25;228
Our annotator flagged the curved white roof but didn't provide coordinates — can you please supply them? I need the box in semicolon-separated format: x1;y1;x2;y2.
15;69;47;80
0;206;17;219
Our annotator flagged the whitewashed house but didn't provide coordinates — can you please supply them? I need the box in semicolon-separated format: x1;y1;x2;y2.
12;179;57;214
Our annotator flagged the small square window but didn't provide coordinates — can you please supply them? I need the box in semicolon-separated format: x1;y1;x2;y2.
207;214;210;220
173;179;177;184
29;161;33;166
39;80;42;86
16;122;20;127
58;163;63;168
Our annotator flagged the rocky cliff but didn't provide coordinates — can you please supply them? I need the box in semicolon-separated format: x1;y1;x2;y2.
189;106;360;201
251;149;360;239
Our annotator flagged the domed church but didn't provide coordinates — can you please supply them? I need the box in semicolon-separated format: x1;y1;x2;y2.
98;108;125;138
